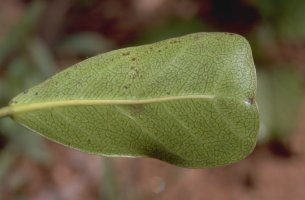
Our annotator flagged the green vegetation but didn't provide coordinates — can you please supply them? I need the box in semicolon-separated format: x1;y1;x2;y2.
0;33;259;168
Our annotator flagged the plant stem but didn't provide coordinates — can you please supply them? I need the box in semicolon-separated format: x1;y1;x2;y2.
0;106;12;118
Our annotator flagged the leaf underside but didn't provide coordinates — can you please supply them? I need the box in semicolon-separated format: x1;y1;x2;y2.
8;32;259;168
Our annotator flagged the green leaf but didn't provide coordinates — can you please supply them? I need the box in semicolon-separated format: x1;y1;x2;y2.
0;33;259;168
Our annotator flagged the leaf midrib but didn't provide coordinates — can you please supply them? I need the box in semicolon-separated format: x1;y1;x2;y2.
6;94;216;116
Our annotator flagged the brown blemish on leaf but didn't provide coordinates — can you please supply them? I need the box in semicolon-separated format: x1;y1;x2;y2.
123;84;130;90
129;67;139;79
170;40;180;44
130;105;144;117
246;97;255;105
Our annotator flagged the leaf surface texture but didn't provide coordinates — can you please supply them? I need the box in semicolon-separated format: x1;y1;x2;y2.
8;33;259;168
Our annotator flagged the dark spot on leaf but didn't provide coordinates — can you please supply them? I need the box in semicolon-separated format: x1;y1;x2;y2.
170;40;180;44
246;97;255;105
144;146;184;164
23;90;28;94
130;66;135;70
131;58;136;61
158;50;162;53
122;52;130;56
123;85;129;89
35;92;39;95
129;68;139;79
130;105;144;117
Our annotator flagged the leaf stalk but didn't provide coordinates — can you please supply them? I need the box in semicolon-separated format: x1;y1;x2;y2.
0;106;12;118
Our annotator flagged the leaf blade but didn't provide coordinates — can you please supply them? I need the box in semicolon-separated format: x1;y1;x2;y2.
7;33;259;168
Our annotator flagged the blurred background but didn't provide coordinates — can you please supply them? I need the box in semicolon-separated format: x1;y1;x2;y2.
0;0;305;199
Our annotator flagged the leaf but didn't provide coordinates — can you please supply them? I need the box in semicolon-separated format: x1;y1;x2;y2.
0;33;259;168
